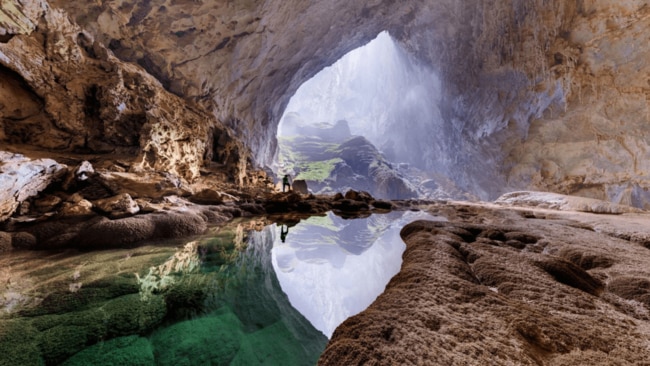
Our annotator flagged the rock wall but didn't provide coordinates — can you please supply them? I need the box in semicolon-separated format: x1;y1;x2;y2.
0;0;247;183
2;0;649;204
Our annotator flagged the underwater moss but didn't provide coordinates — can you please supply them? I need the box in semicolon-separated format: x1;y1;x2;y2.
102;294;166;337
150;307;244;366
38;324;93;365
61;335;154;366
0;320;44;366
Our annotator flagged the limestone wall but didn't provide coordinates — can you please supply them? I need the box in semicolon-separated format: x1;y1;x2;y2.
1;0;648;204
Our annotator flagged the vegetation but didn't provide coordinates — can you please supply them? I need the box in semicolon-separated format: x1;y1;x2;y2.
295;158;343;183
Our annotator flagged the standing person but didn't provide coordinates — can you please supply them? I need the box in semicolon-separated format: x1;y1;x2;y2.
282;174;291;192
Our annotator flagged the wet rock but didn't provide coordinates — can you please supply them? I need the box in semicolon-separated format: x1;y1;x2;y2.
371;200;393;210
76;216;156;249
94;193;140;219
331;199;369;213
11;232;36;249
0;231;12;251
76;210;208;249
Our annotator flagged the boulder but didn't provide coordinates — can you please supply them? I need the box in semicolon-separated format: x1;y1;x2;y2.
59;199;94;217
0;152;67;222
11;231;37;249
292;179;309;194
94;193;140;219
189;189;224;205
0;232;12;251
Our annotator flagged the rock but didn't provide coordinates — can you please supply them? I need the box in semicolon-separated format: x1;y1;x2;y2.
76;216;155;249
495;191;644;214
59;199;94;217
95;171;193;199
11;231;36;249
371;200;393;210
331;199;369;213
292;179;309;194
322;216;650;365
94;193;140;219
0;231;12;251
0;152;67;222
76;210;208;249
33;195;62;213
189;189;224;205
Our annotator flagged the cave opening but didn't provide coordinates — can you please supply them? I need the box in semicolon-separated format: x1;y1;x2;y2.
274;31;461;200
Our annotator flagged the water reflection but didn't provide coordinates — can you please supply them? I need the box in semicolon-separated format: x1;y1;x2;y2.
0;212;444;365
271;210;445;337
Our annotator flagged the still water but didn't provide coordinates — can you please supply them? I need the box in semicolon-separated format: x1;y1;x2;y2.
0;210;441;365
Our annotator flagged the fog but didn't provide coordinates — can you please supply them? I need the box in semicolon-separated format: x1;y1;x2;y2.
278;31;445;170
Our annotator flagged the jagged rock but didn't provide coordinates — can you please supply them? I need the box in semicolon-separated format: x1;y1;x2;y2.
33;195;62;213
0;4;247;183
94;193;140;219
59;199;94;218
0;152;67;222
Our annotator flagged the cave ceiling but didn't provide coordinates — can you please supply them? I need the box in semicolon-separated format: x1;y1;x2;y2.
1;0;649;204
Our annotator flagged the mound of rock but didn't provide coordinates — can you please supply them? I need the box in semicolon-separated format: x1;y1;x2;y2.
495;191;644;214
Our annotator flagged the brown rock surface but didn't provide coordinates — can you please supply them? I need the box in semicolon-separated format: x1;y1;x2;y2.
0;152;66;221
320;202;650;365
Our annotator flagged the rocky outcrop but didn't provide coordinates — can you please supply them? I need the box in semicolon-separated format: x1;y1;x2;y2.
278;134;416;200
0;1;247;183
495;191;644;214
2;0;649;206
320;206;650;365
0;152;66;221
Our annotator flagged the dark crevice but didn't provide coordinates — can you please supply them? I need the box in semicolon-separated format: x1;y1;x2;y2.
0;34;15;43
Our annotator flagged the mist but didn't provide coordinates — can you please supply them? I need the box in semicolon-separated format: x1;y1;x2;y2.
278;31;445;170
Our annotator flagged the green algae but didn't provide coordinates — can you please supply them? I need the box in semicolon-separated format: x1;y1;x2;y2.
0;319;43;366
2;220;328;366
150;308;244;366
61;336;154;366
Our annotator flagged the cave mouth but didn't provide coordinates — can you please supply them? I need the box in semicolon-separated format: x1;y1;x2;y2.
274;32;471;201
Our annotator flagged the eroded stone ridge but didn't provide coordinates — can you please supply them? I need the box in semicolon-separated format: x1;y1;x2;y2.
320;214;650;365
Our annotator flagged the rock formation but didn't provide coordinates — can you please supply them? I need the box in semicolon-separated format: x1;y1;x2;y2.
2;0;649;205
277;119;417;199
320;200;650;365
0;152;66;222
1;1;650;364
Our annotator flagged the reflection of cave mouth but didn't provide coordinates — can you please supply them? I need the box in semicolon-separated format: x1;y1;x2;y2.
274;32;473;201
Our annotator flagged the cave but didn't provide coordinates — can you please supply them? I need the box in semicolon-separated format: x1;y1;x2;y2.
1;1;650;365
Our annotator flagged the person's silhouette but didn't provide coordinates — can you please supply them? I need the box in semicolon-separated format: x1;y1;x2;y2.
282;174;291;192
280;224;289;243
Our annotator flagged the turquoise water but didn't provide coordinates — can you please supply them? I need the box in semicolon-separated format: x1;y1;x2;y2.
0;211;441;365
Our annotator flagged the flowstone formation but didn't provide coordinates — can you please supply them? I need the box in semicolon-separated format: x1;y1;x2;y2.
320;201;650;365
